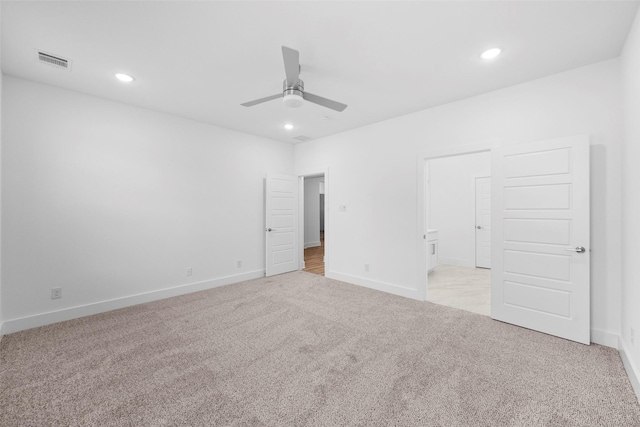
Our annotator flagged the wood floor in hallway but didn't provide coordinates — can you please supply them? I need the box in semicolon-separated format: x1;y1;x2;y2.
303;232;324;276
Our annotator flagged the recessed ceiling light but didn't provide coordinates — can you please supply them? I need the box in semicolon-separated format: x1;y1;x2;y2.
284;123;294;130
115;73;135;83
481;48;502;60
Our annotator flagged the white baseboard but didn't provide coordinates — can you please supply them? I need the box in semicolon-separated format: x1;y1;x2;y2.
327;271;422;301
591;328;619;348
620;338;640;403
1;270;265;335
304;241;321;248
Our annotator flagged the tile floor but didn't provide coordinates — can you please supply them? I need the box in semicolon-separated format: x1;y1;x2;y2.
427;264;491;316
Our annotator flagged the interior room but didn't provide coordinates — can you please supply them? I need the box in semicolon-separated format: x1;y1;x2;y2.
2;1;640;425
427;151;492;316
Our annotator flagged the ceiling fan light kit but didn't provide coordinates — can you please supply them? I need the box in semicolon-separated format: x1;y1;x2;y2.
283;80;304;108
241;46;347;112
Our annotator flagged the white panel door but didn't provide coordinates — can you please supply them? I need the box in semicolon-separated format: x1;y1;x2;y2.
265;173;298;277
475;177;492;269
492;135;590;344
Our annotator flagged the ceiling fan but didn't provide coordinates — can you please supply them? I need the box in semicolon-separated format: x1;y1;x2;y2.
241;46;347;112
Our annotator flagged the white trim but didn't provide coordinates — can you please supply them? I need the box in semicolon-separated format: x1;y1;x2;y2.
620;338;640;403
298;175;305;270
590;328;619;348
1;270;264;335
304;241;321;249
416;140;498;161
327;271;422;301
416;156;428;301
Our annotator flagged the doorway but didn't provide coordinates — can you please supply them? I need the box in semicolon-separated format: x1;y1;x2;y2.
298;171;328;276
424;150;492;316
418;135;591;344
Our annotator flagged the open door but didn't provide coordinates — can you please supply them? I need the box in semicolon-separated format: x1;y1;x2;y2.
492;135;590;344
265;173;299;277
475;176;492;269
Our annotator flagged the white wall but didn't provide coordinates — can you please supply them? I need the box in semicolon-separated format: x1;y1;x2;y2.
304;176;323;248
0;4;4;338
295;59;623;345
429;152;490;267
1;76;294;332
620;9;640;398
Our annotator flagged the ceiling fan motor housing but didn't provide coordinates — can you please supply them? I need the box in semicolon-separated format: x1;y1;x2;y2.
283;79;304;108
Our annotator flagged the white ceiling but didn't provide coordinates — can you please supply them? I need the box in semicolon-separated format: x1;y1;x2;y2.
2;1;638;144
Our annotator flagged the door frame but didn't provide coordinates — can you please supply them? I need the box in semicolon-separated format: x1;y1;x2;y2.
297;167;330;273
416;141;498;302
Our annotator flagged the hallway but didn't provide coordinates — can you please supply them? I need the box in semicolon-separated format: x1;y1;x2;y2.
303;232;324;276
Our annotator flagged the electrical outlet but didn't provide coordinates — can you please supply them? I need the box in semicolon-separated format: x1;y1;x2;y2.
51;287;62;299
186;267;192;276
364;264;370;272
631;328;636;346
237;260;242;268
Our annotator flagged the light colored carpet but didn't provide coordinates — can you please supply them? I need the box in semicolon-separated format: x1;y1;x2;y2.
1;271;639;426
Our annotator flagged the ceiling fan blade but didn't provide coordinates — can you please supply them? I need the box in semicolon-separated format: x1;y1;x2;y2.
282;46;300;86
303;92;348;112
240;93;282;107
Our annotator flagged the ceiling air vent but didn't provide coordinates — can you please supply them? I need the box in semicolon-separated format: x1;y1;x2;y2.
37;51;71;70
293;135;312;142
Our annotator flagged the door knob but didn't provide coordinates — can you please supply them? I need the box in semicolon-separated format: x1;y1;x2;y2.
266;228;275;232
565;246;586;253
476;225;482;229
